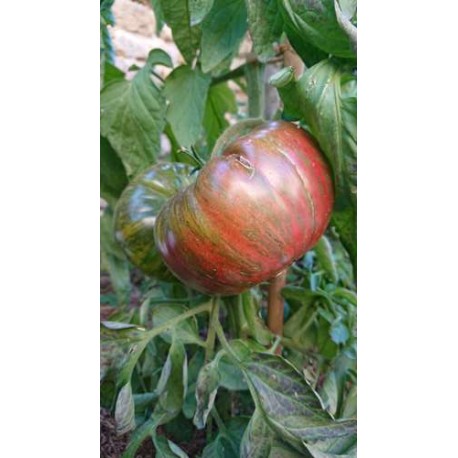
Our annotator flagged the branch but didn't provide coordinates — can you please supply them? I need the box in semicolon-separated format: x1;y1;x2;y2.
266;270;287;355
210;64;247;86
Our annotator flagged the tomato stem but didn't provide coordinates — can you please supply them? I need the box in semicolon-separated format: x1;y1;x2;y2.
245;60;265;118
266;270;287;355
205;296;220;363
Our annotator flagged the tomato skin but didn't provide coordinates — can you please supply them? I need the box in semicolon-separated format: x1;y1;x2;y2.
114;162;195;279
154;121;334;295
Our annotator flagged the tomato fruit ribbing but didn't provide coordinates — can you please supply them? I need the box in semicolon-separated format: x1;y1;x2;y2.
154;121;334;295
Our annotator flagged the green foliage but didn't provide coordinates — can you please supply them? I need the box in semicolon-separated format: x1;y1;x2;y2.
200;0;248;73
203;83;237;150
202;417;249;457
189;0;215;26
153;334;188;423
100;49;173;177
100;208;131;306
100;1;356;455
152;303;204;346
279;0;356;60
193;359;220;428
240;410;305;457
240;353;356;446
159;0;201;64
153;434;189;457
100;136;128;207
150;0;166;33
163;66;212;147
245;0;284;62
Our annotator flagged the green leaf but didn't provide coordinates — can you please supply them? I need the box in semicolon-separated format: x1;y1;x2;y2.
218;353;249;391
281;286;317;305
330;321;349;345
314;236;338;283
203;417;249;458
151;303;204;346
203;83;237;150
334;0;357;53
134;392;159;412
319;372;338;416
100;49;173;177
163;66;212;147
100;136;128;206
331;288;356;307
200;0;248;73
183;350;205;418
150;0;166;33
282;22;328;68
282;60;356;204
341;384;356;419
240;410;306;457
189;0;215;25
240;292;273;346
153;335;188;424
279;0;356;59
193;360;220;428
152;434;189;457
103;62;125;88
245;0;284;62
100;323;150;414
100;322;148;380
100;208;131;306
331;207;356;275
283;300;317;349
240;353;356;447
115;382;136;434
160;0;201;64
304;434;357;458
202;433;236;458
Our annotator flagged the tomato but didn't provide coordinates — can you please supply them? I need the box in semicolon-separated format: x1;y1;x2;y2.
114;162;195;279
154;121;334;295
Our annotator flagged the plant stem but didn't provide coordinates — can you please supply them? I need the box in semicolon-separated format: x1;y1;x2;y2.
245;61;265;118
211;64;247;86
225;298;238;338
146;297;193;304
116;301;212;381
213;319;241;364
205;296;220;362
205;297;220;443
266;270;287;355
145;301;212;340
211;407;226;432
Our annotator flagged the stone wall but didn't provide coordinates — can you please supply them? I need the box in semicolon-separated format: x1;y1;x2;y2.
109;0;183;79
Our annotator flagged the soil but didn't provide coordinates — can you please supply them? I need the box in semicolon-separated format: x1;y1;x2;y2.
100;408;129;458
100;408;206;457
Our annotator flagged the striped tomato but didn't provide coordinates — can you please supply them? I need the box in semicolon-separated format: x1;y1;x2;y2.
114;162;195;279
154;121;334;295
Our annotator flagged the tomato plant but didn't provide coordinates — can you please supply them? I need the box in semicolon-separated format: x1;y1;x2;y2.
101;1;357;457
